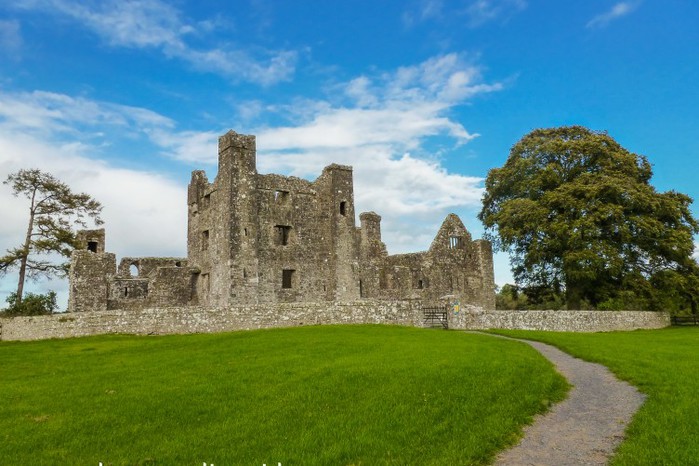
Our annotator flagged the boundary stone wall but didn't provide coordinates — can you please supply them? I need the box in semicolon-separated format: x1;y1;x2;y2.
450;308;671;332
0;304;670;342
0;300;422;341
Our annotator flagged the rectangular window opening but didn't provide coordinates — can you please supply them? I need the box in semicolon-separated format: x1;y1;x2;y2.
339;201;347;216
282;269;295;289
379;269;388;289
412;270;424;289
87;241;98;253
275;225;292;246
449;236;462;249
202;230;210;251
274;190;289;203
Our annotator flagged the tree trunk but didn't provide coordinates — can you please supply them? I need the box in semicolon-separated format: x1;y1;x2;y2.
16;193;36;304
566;281;583;310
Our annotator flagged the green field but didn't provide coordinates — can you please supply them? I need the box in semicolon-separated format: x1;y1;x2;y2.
493;326;699;465
0;325;566;465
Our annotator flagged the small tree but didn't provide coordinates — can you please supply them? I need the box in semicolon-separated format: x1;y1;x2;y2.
0;169;103;304
2;291;58;316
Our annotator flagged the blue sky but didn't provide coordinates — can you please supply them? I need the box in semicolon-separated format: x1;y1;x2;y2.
1;0;698;309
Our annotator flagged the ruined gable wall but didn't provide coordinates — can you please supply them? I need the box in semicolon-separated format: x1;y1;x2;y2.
425;214;495;308
358;214;496;308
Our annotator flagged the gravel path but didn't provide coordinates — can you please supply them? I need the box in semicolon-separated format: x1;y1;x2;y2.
484;334;646;466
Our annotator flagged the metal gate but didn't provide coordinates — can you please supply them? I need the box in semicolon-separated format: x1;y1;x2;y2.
422;305;448;329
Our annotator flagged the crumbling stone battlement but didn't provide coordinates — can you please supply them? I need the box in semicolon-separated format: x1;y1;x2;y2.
68;130;495;313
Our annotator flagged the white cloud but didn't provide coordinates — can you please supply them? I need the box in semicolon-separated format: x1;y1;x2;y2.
0;130;188;310
258;106;475;151
0;88;213;309
587;1;640;29
403;0;444;27
404;0;526;28
12;0;297;85
0;52;502;305
256;54;499;151
0;88;216;165
147;129;219;164
464;0;527;27
250;53;500;252
0;20;22;58
0;90;173;135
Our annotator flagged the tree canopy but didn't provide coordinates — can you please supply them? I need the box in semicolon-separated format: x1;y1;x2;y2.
480;126;699;311
0;169;103;303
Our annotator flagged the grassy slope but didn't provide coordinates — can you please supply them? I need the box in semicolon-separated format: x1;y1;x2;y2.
492;327;699;465
0;325;567;465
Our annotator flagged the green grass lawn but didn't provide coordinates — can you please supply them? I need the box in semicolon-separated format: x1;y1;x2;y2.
0;325;567;465
492;326;699;466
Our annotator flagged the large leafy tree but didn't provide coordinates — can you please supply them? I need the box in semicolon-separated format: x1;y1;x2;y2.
480;126;699;310
0;169;103;304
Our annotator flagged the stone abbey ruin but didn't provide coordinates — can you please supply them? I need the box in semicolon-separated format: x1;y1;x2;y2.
67;130;495;313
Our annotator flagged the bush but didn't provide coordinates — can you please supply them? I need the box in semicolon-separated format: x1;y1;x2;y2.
495;284;566;310
2;291;57;316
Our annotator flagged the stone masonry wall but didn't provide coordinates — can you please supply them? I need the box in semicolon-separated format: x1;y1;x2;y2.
0;304;669;341
0;300;423;341
450;307;671;332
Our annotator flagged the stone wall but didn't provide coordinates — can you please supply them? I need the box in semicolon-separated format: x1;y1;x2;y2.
67;250;116;313
0;304;670;342
0;300;422;341
450;308;671;332
365;214;496;309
